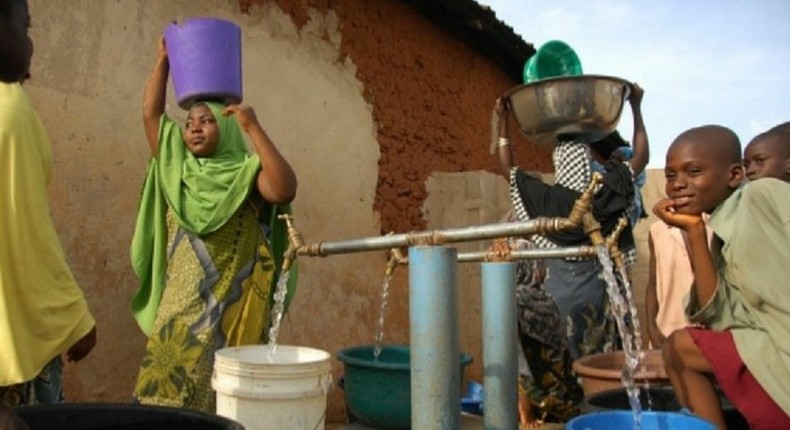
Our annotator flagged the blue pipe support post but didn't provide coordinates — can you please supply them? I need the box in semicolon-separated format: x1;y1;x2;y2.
409;246;460;430
482;262;518;430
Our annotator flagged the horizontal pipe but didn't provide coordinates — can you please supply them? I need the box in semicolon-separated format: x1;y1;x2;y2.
456;246;597;263
296;217;575;257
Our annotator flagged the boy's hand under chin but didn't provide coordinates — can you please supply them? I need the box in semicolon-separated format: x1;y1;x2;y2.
653;198;705;230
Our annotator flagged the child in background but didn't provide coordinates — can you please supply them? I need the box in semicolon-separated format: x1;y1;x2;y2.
743;127;790;182
644;213;711;349
656;125;790;429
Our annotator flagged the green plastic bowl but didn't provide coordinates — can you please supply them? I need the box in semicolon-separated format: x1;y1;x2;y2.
337;345;473;430
523;40;583;83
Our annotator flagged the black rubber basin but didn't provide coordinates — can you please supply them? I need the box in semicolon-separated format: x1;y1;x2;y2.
14;403;244;430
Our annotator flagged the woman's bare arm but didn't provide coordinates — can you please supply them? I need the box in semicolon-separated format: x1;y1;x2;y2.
142;36;168;156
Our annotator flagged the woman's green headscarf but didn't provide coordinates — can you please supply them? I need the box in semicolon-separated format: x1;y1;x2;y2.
130;102;296;335
158;101;261;234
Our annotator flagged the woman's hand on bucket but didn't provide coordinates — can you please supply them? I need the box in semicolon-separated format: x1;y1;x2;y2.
223;104;261;134
157;35;168;59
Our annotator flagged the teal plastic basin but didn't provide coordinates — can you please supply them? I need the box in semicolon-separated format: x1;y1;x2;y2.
337;345;473;430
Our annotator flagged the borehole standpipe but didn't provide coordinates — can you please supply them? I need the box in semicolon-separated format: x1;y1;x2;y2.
271;173;640;430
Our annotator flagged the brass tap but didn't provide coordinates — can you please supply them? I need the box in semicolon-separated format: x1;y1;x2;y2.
391;246;406;263
566;172;603;227
604;217;629;272
278;214;305;273
278;214;305;250
582;212;605;247
385;247;405;276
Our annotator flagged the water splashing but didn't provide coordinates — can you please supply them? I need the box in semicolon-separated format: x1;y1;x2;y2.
266;270;291;362
596;245;644;429
373;272;393;361
618;264;653;412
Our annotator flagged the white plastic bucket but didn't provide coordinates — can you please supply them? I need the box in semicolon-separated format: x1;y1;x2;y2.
213;345;333;430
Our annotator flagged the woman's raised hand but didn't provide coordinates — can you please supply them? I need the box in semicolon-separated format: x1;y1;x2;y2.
157;35;167;59
223;104;261;133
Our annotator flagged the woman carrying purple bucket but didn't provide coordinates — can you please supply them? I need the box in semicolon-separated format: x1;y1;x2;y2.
130;27;298;412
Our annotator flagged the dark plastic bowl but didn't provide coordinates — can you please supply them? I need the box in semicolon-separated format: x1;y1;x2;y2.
14;403;245;430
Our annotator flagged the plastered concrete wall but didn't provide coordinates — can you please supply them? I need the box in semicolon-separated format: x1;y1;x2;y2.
25;0;553;423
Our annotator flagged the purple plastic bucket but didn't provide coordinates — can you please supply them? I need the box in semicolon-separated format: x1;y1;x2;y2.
164;17;243;110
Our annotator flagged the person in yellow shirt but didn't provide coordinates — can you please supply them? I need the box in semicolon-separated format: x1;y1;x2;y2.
1;0;96;407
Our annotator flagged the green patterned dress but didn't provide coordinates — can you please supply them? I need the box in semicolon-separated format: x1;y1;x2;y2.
134;204;274;412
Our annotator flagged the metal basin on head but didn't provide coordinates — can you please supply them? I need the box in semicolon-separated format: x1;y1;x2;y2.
503;75;631;146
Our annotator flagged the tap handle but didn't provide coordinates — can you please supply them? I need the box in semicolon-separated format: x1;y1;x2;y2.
278;213;294;228
582;172;603;199
606;217;628;247
278;213;305;249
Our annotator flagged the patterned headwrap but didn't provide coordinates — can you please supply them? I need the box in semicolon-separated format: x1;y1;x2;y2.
553;140;592;193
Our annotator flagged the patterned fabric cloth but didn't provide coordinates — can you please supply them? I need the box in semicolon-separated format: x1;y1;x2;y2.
131;102;261;336
131;103;288;413
508;140;638;266
511;239;584;423
508;139;636;422
552;141;592;193
133;206;274;412
509;141;591;252
0;358;64;407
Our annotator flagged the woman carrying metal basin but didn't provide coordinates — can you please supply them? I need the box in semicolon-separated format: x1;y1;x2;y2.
494;80;649;426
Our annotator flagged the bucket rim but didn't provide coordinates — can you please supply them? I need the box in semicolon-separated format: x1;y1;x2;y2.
165;17;241;30
504;74;631;98
215;345;332;365
336;344;473;371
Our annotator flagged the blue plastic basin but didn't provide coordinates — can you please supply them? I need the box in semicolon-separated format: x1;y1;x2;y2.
566;410;715;430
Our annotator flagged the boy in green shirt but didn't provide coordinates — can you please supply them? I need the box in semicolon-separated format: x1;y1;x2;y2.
656;125;790;429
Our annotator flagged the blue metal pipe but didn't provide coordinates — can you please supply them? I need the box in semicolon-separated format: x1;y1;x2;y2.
482;262;518;430
409;246;460;430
